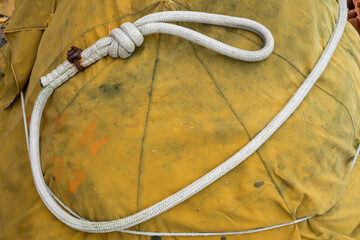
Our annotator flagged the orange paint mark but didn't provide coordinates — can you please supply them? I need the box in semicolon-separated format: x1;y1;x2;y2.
78;123;110;156
53;157;63;181
66;170;85;194
57;110;68;129
89;137;110;156
79;123;97;147
27;116;31;125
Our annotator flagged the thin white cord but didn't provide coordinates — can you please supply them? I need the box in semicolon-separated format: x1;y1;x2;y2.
118;215;314;236
21;91;89;221
19;90;360;236
48;188;85;220
20;91;29;152
351;142;360;171
21;89;360;236
20;91;360;236
24;1;351;234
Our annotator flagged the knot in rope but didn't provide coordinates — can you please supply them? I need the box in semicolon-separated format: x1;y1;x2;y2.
27;5;350;235
108;22;144;58
39;11;278;89
35;10;354;236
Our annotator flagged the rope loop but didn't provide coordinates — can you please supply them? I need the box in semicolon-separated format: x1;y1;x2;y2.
39;11;275;89
27;3;348;235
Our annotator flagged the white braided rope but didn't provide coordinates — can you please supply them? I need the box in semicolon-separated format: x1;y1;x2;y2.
25;1;348;235
39;11;274;88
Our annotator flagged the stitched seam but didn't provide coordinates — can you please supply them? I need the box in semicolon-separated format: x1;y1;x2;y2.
136;3;165;236
177;0;295;217
4;27;47;32
171;0;356;138
272;51;355;136
30;3;163;157
314;85;356;137
227;29;357;139
136;30;162;234
190;43;252;140
190;42;294;217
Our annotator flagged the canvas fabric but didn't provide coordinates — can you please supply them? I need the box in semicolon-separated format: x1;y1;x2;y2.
1;0;360;239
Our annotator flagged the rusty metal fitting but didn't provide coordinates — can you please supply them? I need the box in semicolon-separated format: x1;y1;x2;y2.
67;46;85;71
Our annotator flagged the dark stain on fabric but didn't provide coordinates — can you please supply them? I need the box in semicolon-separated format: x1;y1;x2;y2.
87;83;123;100
221;237;226;240
150;236;161;240
253;181;264;188
99;83;123;95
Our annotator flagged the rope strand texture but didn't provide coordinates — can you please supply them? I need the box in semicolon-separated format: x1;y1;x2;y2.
39;11;274;88
28;2;347;234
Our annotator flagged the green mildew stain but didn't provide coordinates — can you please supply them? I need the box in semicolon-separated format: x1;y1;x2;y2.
99;83;122;96
86;82;123;100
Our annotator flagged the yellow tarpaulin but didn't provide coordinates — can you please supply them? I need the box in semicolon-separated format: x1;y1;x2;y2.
1;0;360;239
